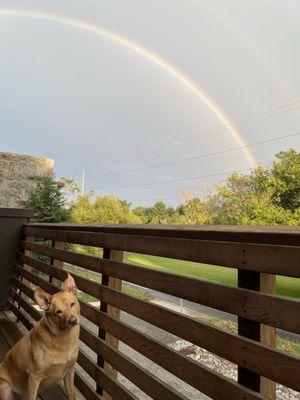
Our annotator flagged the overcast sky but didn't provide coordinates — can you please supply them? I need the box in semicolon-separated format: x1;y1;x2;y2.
1;0;299;206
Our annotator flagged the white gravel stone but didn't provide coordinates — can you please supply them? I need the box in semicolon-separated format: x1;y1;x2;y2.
171;339;300;400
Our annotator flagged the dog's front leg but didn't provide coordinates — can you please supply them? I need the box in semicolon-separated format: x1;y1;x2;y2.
0;380;14;400
64;367;76;400
25;376;40;400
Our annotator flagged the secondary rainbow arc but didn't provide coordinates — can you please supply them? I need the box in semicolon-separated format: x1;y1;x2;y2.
0;8;257;166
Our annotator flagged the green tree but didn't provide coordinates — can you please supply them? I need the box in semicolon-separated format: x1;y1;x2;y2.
22;173;70;223
60;177;80;198
177;191;211;224
202;149;300;226
71;195;141;224
134;201;178;224
132;206;148;223
267;149;300;211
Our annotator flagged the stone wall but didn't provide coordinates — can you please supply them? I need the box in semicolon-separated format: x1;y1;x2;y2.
0;152;54;208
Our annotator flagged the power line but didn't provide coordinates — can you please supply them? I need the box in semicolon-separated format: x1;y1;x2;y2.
122;101;300;158
90;131;300;179
93;168;250;191
124;196;181;202
88;101;300;179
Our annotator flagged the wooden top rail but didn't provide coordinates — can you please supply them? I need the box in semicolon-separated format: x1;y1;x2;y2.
24;223;300;245
22;226;300;277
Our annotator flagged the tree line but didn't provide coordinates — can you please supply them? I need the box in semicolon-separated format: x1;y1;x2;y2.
23;149;300;226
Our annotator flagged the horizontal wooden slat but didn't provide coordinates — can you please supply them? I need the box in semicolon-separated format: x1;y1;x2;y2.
13;263;300;392
10;282;187;400
10;290;41;321
8;300;99;400
11;277;265;400
9;288;136;400
23;228;104;247
23;224;300;245
80;326;188;400
17;245;300;334
7;301;33;330
74;374;101;400
20;230;300;276
79;301;264;400
78;350;137;400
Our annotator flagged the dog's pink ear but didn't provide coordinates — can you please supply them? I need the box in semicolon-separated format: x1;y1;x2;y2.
63;273;77;296
34;287;52;310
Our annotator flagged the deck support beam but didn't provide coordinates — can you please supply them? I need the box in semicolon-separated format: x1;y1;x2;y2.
238;270;276;399
97;248;123;400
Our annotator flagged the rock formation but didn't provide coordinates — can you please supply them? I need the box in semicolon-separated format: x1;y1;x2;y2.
0;152;54;208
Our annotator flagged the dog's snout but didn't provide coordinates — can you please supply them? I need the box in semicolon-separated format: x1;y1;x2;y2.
68;316;78;326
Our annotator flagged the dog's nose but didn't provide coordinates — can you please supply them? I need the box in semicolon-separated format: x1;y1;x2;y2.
68;316;77;326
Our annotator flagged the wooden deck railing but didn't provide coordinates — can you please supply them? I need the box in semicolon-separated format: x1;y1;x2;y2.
7;223;300;400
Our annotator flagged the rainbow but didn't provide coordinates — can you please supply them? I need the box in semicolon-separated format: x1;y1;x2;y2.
0;7;257;166
197;1;290;102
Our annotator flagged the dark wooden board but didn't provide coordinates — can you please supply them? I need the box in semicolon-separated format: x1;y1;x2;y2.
0;309;68;400
23;223;300;245
20;231;300;276
11;279;265;400
12;266;300;393
17;246;300;334
80;326;188;400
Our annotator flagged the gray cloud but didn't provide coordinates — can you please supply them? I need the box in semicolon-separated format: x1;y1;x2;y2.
0;0;299;205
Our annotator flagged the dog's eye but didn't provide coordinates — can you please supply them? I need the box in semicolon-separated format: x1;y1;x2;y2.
71;302;75;307
56;309;63;314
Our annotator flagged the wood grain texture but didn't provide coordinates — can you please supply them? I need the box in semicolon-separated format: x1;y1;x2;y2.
80;326;188;400
51;240;64;288
21;229;300;276
14;224;300;399
100;249;123;400
11;278;265;400
78;350;137;400
260;274;276;400
18;244;300;334
12;264;300;392
23;223;300;245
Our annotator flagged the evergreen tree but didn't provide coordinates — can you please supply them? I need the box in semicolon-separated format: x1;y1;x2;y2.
22;173;70;223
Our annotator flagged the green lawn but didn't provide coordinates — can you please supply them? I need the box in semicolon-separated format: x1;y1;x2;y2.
125;253;300;299
66;251;300;355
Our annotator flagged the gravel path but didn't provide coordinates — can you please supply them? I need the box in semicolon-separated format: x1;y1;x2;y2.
80;312;209;399
79;300;300;400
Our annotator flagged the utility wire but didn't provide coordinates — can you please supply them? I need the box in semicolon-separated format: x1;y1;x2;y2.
122;101;300;158
93;169;250;191
91;131;300;179
88;101;300;179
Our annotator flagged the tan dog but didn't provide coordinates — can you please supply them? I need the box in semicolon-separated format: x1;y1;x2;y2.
0;273;80;400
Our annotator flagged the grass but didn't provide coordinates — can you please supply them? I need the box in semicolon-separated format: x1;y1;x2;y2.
64;263;150;301
69;243;300;298
125;253;300;299
65;253;300;355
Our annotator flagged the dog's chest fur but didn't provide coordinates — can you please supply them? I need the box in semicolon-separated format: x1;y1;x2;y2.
35;324;79;389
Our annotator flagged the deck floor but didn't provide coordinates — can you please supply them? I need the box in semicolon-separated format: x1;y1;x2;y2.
0;311;71;400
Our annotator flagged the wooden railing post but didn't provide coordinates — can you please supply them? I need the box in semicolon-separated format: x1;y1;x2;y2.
260;273;276;399
238;270;276;399
97;248;123;400
50;241;64;288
